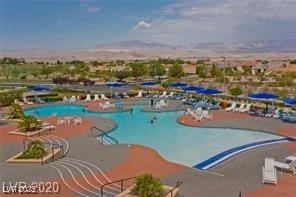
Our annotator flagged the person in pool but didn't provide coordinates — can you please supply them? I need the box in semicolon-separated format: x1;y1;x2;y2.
130;108;133;114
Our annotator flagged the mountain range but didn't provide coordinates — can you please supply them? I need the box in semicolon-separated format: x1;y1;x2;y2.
95;39;296;53
1;40;296;61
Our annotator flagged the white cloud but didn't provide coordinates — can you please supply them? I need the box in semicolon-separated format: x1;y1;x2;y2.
130;0;296;44
134;21;152;30
80;1;101;13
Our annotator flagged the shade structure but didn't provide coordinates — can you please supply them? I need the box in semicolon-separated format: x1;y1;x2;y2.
170;82;188;88
29;86;51;92
106;82;127;98
106;82;127;88
197;88;222;95
182;86;204;93
283;98;296;106
248;93;278;100
140;81;156;86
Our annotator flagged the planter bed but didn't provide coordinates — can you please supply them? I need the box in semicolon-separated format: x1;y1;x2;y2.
116;185;179;197
6;148;62;164
8;128;49;137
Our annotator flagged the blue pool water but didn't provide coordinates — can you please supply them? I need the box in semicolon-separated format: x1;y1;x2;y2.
25;104;283;167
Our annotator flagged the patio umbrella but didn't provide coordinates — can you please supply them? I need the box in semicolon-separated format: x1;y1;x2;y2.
170;82;188;89
140;81;156;86
248;92;278;109
197;88;222;100
283;98;296;106
29;85;51;92
197;88;222;95
248;93;278;100
182;86;204;93
106;82;127;98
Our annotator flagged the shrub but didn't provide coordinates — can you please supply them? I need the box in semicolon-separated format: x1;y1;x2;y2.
18;115;42;133
229;86;243;97
8;103;24;119
132;174;163;197
0;88;25;107
17;141;45;159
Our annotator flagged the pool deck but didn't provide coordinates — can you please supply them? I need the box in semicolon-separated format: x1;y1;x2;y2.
1;100;296;197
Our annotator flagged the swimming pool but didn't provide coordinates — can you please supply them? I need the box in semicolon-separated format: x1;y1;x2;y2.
25;104;286;168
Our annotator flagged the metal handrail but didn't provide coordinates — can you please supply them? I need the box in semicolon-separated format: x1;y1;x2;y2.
100;176;137;197
91;126;118;144
22;138;64;166
174;103;185;112
165;181;182;197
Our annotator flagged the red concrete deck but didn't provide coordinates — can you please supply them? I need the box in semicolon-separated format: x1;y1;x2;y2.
0;117;93;145
177;110;250;127
247;174;296;197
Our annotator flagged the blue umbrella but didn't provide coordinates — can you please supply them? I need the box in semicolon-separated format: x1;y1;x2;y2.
182;86;204;93
106;82;127;97
29;86;51;92
283;98;296;106
197;88;222;95
170;82;188;88
106;82;127;88
248;93;278;100
140;81;156;86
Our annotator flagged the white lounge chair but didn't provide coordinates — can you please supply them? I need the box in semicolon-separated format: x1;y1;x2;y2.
136;91;143;98
272;109;280;119
69;96;76;103
159;99;168;107
94;94;100;101
240;103;251;113
123;92;129;98
63;96;68;102
159;91;167;98
262;158;277;185
14;99;24;106
23;97;33;105
225;103;236;111
74;117;82;125
168;92;175;98
84;94;91;102
101;94;108;100
275;161;296;175
233;103;245;112
202;110;213;120
57;119;65;125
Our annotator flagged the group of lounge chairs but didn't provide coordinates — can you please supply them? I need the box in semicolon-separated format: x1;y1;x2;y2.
14;97;34;106
136;91;175;99
184;99;220;110
185;108;213;121
57;116;83;125
225;102;251;113
262;156;296;185
154;99;168;109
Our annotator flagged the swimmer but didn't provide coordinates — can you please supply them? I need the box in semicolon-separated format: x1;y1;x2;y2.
150;119;154;123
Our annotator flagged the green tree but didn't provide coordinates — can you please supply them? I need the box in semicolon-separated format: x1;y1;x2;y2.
132;174;163;197
17;141;45;159
196;65;206;77
229;86;243;97
131;63;147;80
149;63;166;77
18;115;42;133
41;66;54;78
9;103;24;119
168;64;184;78
210;64;222;77
115;70;131;81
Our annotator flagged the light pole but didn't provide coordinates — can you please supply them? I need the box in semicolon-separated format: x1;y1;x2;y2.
221;56;226;91
71;56;76;79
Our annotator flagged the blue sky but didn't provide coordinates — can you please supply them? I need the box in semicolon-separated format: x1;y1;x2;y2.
1;0;296;49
